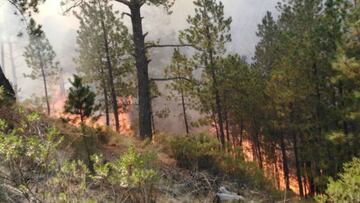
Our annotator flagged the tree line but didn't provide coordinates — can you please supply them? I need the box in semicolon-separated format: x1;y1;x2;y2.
4;0;359;197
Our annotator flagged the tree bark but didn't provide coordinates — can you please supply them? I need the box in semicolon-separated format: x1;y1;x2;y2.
223;96;231;146
8;42;17;90
1;42;4;75
99;1;120;132
38;51;50;116
0;65;15;100
180;87;190;134
280;132;290;190
129;1;152;139
239;118;244;146
293;132;304;197
208;39;225;149
102;78;110;126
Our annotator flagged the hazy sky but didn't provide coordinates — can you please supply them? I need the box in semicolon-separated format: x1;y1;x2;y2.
0;0;279;99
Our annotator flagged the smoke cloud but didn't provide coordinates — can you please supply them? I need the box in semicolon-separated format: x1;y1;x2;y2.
0;0;278;116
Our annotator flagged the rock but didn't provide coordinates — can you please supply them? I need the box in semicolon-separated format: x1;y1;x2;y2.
216;186;246;202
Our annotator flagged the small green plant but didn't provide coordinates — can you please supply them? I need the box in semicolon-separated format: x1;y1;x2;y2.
45;160;95;202
316;157;360;203
109;145;159;202
0;112;62;202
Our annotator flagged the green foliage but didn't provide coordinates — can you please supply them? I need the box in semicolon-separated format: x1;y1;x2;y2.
109;146;159;188
23;31;60;81
170;134;276;193
0;112;63;202
316;158;360;203
46;160;93;202
170;133;220;170
23;31;60;115
0;108;160;202
74;0;135;113
65;75;97;123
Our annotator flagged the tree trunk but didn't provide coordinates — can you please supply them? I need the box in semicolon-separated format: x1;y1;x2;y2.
1;42;4;74
209;47;225;149
272;141;281;189
306;161;315;196
201;10;226;148
211;108;220;141
38;51;50;116
252;118;263;168
8;42;17;90
180;87;190;134
99;2;120;132
239;118;244;146
102;79;110;126
0;65;15;100
80;115;95;174
293;132;304;197
129;2;152;139
280;132;290;190
223;96;230;146
151;106;156;134
289;104;304;196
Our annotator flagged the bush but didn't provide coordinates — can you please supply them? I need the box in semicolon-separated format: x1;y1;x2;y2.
0;112;63;202
170;134;276;193
0;108;160;203
316;157;360;203
170;133;221;171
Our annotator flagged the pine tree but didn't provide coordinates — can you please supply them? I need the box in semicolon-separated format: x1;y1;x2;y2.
64;74;97;173
64;75;97;124
165;49;195;134
179;0;232;148
23;32;60;116
74;0;134;132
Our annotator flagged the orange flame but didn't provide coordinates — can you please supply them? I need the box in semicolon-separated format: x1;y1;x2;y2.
51;89;133;135
211;123;308;196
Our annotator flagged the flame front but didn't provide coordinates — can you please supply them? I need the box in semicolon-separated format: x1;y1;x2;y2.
51;89;133;135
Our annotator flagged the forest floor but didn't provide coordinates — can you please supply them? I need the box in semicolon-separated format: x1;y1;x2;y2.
0;105;312;203
52;118;311;203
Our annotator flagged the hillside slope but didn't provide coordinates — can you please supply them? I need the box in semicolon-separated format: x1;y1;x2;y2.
0;104;303;203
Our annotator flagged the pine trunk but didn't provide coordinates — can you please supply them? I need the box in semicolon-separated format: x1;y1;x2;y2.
99;3;120;132
293;132;304;197
0;65;15;100
180;87;190;134
9;42;17;89
102;79;110;126
280;132;290;190
38;51;50;116
129;2;152;139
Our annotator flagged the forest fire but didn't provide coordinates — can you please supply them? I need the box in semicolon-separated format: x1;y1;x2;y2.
241;139;309;195
51;89;133;135
211;122;307;195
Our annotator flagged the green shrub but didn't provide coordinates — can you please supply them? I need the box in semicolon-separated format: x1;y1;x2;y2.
45;160;95;202
0;108;160;203
170;134;276;193
170;133;221;171
316;157;360;203
0;113;63;202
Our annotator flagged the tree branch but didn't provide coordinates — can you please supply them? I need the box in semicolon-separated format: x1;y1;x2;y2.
145;44;195;50
122;12;132;18
150;77;199;85
114;0;130;6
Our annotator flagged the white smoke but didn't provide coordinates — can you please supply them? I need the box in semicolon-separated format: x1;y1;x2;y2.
0;0;278;100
